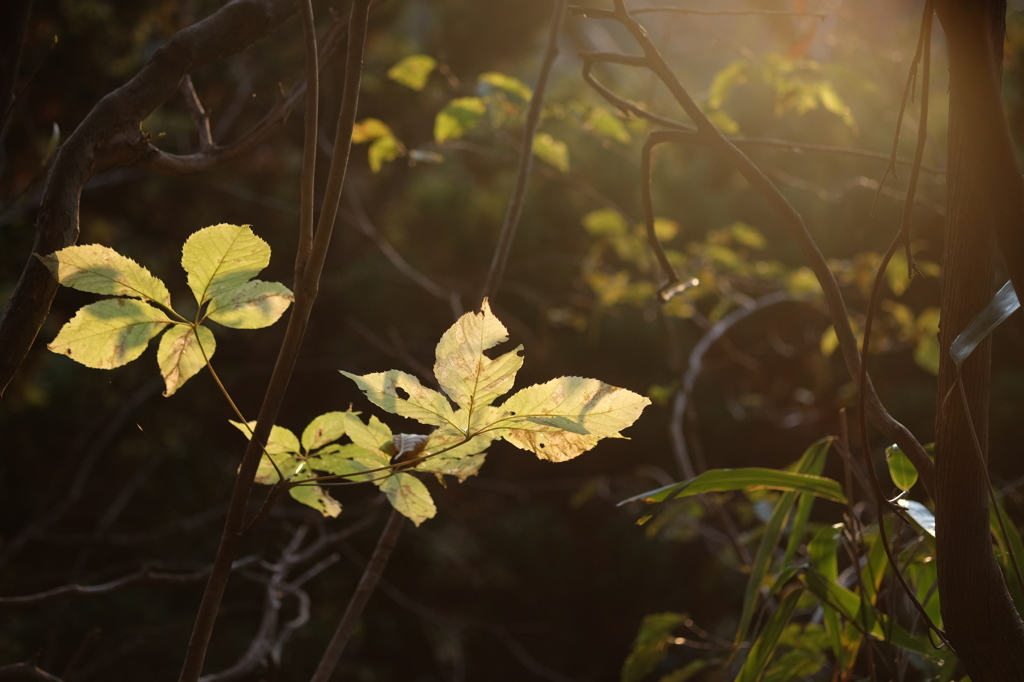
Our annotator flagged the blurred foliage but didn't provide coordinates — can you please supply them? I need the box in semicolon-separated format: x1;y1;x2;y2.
3;0;1024;680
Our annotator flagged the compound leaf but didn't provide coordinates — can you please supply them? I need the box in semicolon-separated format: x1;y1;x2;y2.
496;377;651;462
341;369;458;428
39;244;171;307
314;443;385;482
433;298;523;424
381;472;436;526
206;280;293;329
339;413;394;462
182;223;270;306
157;324;215;396
48;298;170;369
301;412;349;452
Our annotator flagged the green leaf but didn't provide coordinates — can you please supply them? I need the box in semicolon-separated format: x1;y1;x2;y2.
496;377;651;462
181;223;270;306
621;612;689;682
205;280;293;329
735;588;803;682
479;71;532;101
387;54;437;91
157;324;215;396
341;369;458;429
898;499;935;538
585;106;631;143
434;97;485;143
339;413;394;462
433;298;524;425
314;443;387;482
352;118;392;143
288;481;342;517
380;472;436;525
228;419;302;456
620;468;847;506
808;524;845;665
885;444;919;492
582;208;629;237
301;412;349;452
48;298;171;369
38;244;172;307
532;132;569;173
368;135;402;172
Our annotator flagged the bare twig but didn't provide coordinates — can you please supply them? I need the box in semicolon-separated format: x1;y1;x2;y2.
480;0;568;302
0;662;64;682
311;508;404;682
179;75;214;150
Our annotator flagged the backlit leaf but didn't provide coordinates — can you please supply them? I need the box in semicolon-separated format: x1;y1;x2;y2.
886;444;919;492
380;472;436;525
342;369;458;428
532;133;569;173
301;412;348;452
434;97;485;143
340;413;394;461
735;588;803;682
496;377;650;461
479;72;532;101
39;244;171;307
417;427;493;481
352;118;392;143
157;324;215;396
433;298;524;424
368;135;403;172
387;54;437;91
206;280;293;329
48;298;170;369
585;106;630;143
181;223;270;306
228;420;301;456
314;443;386;482
951;280;1019;365
289;481;342;517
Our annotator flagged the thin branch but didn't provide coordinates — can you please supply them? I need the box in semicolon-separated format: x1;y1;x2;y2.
0;662;64;682
570;5;828;19
480;0;568;302
179;74;214;150
177;1;374;679
590;0;935;495
294;0;319;278
0;557;258;606
310;509;404;682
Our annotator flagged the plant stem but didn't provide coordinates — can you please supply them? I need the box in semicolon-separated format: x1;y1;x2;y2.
310;509;404;682
176;1;372;679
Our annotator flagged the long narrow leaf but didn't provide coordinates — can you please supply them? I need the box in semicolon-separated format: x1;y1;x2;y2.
620;468;846;506
950;279;1018;365
735;588;803;682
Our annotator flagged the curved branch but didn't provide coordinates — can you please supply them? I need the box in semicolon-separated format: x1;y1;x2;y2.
0;0;299;396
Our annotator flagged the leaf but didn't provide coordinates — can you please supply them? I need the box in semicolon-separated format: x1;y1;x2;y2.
496;377;651;462
157;324;215;396
380;472;436;525
341;369;458;428
532;132;569;173
433;298;524;424
352;118;392;143
181;223;270;306
368;135;403;172
582;208;629;238
585;106;630;143
621;612;689;682
314;443;387;482
252;452;302;484
417;427;493;482
951;279;1019;365
38;244;172;307
48;299;171;369
898;499;935;538
387;54;437;91
301;412;349;452
228;420;302;455
620;468;847;506
289;481;342;517
885;444;919;492
434;97;485;143
205;280;293;329
479;72;532;101
339;413;394;462
735;588;803;682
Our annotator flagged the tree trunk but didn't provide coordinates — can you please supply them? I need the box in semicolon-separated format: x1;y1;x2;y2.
935;0;1024;678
